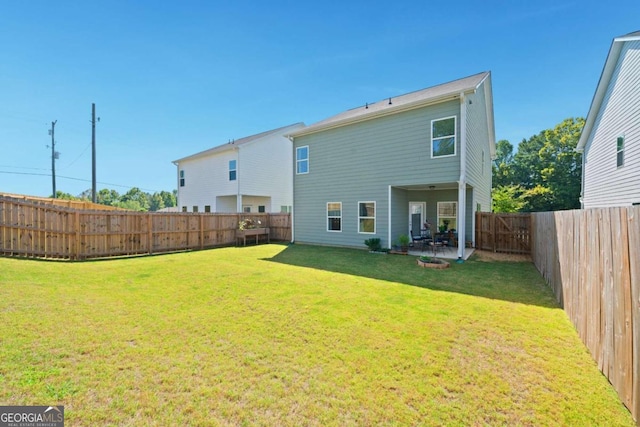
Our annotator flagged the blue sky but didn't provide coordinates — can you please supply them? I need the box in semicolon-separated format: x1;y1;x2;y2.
1;1;638;197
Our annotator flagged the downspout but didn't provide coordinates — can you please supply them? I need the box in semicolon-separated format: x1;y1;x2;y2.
289;136;295;243
388;185;392;249
457;92;467;261
171;160;180;209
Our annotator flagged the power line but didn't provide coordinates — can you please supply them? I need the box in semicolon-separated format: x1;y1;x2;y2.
0;170;163;193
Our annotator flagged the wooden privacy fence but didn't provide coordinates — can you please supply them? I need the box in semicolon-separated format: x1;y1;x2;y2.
475;212;531;253
0;192;125;211
531;208;639;424
0;197;291;260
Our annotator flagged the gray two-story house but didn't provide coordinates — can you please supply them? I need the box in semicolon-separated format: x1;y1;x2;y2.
289;72;495;259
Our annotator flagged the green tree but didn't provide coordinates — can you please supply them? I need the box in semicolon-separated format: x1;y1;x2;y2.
492;185;525;212
159;190;177;208
117;187;150;211
149;193;165;211
53;191;79;200
96;189;121;206
510;117;584;212
492;139;515;188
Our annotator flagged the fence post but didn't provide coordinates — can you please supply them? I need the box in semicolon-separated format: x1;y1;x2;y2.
74;210;80;260
200;214;204;250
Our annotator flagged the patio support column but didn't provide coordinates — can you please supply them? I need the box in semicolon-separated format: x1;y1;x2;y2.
457;91;468;260
388;185;392;249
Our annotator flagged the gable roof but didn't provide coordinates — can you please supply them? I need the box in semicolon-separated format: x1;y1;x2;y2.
577;31;640;151
172;122;304;164
289;71;492;138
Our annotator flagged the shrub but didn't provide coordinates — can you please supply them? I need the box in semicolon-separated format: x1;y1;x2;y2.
364;238;382;251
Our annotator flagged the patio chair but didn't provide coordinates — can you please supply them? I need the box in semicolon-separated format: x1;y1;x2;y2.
410;230;425;251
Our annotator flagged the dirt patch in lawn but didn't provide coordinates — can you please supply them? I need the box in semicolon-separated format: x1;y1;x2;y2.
472;250;532;262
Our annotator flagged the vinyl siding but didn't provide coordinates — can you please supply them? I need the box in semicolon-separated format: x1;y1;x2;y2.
175;124;302;212
294;101;461;248
176;150;238;212
583;40;640;207
464;81;493;213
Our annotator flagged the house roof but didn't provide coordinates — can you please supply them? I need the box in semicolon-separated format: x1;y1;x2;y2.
172;122;305;164
577;31;640;151
288;71;492;138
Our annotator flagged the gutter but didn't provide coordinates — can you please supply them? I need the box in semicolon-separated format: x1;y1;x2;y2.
457;91;467;261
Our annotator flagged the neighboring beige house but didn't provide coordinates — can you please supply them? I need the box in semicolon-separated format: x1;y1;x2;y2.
173;123;304;213
577;30;640;208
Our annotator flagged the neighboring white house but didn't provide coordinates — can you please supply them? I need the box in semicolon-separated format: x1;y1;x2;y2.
172;123;305;213
577;30;640;208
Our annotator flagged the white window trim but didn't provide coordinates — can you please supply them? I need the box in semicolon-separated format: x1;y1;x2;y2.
296;146;309;175
327;202;342;232
616;135;625;168
358;201;376;234
229;160;237;181
437;201;458;230
431;115;457;159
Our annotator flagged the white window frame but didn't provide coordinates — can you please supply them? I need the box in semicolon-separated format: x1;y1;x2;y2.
437;201;457;231
179;170;185;187
617;135;625;168
327;202;342;232
431;116;457;158
358;201;376;234
229;160;237;181
296;146;309;175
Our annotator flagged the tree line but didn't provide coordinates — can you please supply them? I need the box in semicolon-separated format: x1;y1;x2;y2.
492;117;584;212
52;188;177;212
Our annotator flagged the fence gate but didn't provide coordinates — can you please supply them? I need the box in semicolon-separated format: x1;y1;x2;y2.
475;212;531;254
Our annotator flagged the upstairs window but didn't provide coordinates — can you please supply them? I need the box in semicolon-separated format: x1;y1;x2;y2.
179;170;185;187
327;202;341;232
297;146;309;174
617;136;625;168
229;160;237;181
431;116;456;158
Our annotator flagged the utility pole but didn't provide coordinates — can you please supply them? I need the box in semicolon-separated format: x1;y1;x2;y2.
91;103;97;203
49;120;57;198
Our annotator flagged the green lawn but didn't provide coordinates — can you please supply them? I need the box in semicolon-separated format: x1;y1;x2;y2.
0;244;633;426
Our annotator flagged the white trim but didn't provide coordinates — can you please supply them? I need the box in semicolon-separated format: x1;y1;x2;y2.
296;146;309;175
458;92;467;259
327;201;342;232
430;115;457;159
357;201;376;234
229;159;237;181
408;201;427;237
437;201;457;231
388;186;392;249
616;134;625;168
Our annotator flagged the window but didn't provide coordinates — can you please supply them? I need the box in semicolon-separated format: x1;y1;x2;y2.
431;116;456;158
192;206;198;213
258;205;265;213
181;206;187;212
437;201;457;231
296;146;309;174
358;202;376;234
204;205;211;213
617;136;625;168
280;205;291;213
179;170;185;187
229;160;237;181
327;202;341;232
243;206;251;213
